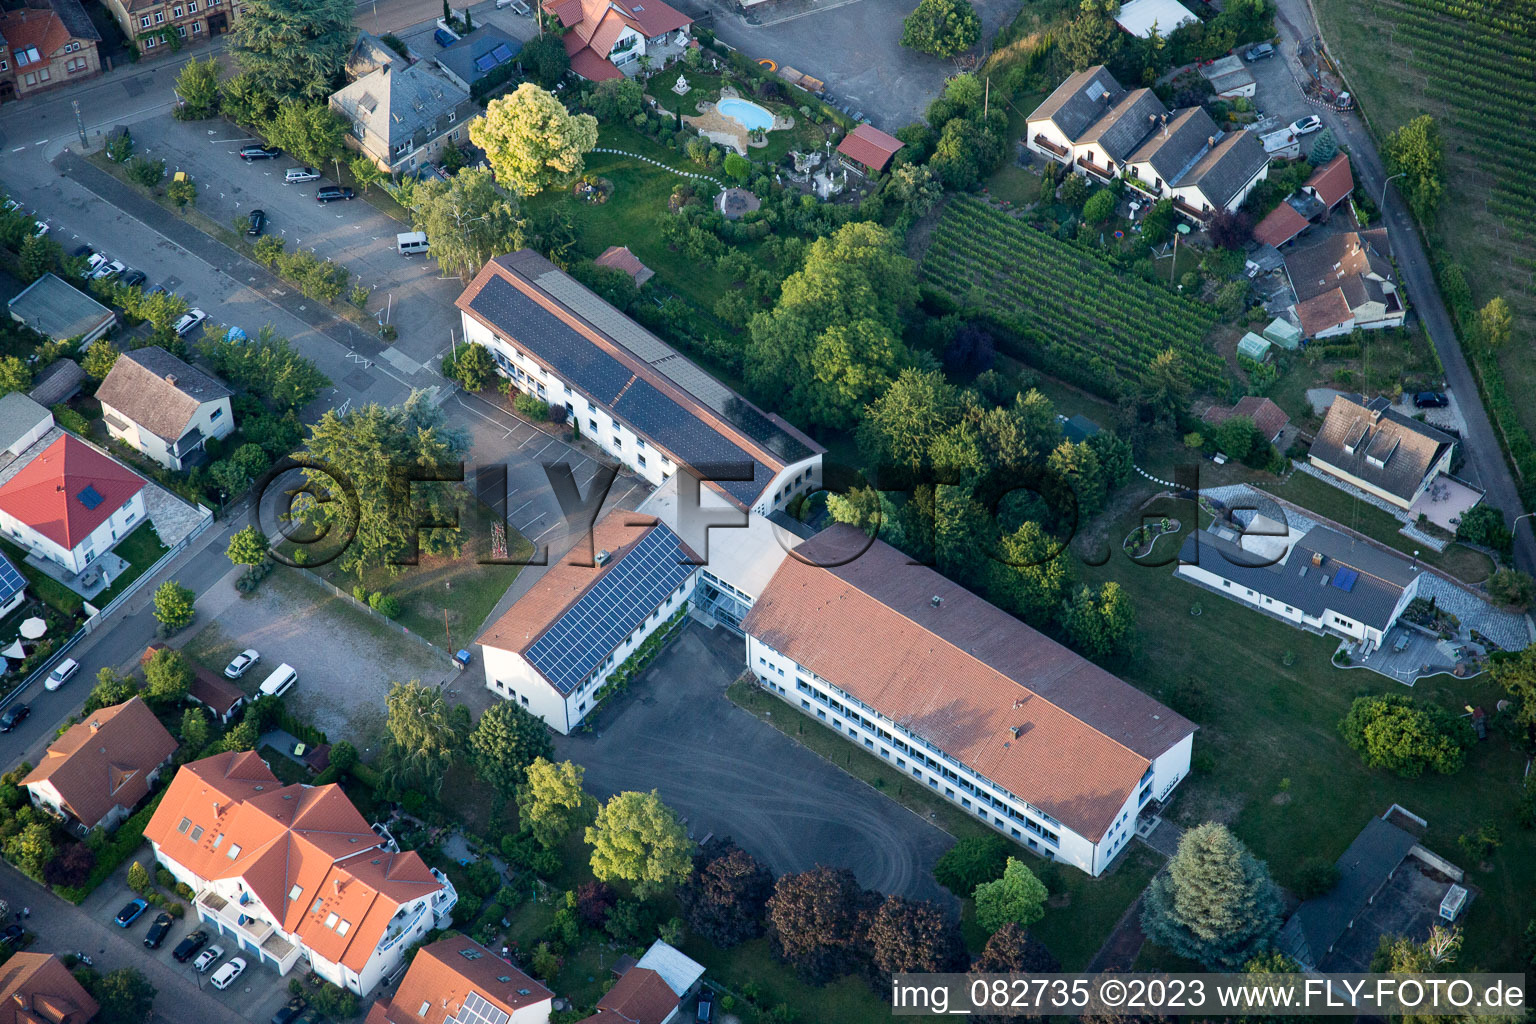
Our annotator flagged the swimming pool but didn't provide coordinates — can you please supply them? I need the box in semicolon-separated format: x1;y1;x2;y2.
717;97;775;133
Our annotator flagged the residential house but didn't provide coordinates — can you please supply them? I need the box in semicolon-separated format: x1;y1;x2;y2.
1307;393;1454;510
1176;514;1425;649
28;357;85;407
0;0;100;101
1027;67;1268;220
433;25;521;93
100;0;231;59
1253;153;1354;248
836;124;904;175
96;346;234;470
6;273;114;345
575;966;681;1024
478;510;697;734
0;432;148;576
0;953;100;1024
594;245;654;287
631;942;704;1004
741;524;1196;877
347;30;399;80
456;249;824;515
330;58;475;176
143;642;246;724
23;697;177;834
363;937;552;1024
1202;395;1291;444
553;0;691;81
145;751;459;995
1284;229;1404;338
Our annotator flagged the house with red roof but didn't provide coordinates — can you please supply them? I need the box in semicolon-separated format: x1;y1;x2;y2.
23;697;177;834
144;751;459;996
0;0;101;101
0;953;100;1024
553;0;691;81
0;432;148;576
363;937;552;1024
1253;153;1356;249
836;124;904;175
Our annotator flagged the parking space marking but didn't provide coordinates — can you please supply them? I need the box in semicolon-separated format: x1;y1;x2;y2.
531;522;563;543
531;439;557;460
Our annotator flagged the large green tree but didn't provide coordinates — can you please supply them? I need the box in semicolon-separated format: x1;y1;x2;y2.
1060;582;1135;659
83;967;157;1024
226;525;270;567
231;0;354;101
1338;693;1473;777
261;100;349;167
900;0;981;56
152;581;196;633
1141;822;1281;968
382;680;463;794
199;330;329;412
973;857;1048;933
395;167;524;279
585;790;694;897
174;56;222;118
470;84;598;198
143;648;192;705
1382;115;1444;223
469;701;553;797
517;756;597;849
84;668;138;714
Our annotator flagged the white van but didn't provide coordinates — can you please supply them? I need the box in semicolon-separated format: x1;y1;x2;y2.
396;231;430;256
258;663;298;698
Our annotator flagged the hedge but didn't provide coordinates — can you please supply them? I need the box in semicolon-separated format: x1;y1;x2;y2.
55;792;166;904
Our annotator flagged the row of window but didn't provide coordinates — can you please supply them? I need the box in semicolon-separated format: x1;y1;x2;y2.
175;816;243;859
138;0;218;27
141;22;203;45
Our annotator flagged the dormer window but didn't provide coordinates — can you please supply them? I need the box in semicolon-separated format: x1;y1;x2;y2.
289;885;303;901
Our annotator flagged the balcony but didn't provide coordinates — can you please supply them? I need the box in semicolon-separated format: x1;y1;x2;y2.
198;889;273;944
1032;134;1068;158
1076;155;1115;180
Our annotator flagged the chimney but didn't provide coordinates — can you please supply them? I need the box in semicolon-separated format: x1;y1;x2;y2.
1207;136;1216;147
594;549;611;567
1010;725;1024;739
930;595;942;608
165;373;178;386
89;719;102;732
1311;551;1325;567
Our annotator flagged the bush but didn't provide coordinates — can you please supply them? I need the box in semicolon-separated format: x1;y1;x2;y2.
127;861;151;894
52;404;91;436
513;392;551;421
353;584;370;603
1338;693;1473;778
932;834;1011;896
369;591;401;618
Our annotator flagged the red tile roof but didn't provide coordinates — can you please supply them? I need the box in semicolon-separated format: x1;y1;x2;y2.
836;124;904;172
145;752;445;974
567;46;624;80
595;245;654;286
367;937;552;1024
1202;396;1291;441
551;0;583;25
1305;152;1352;210
611;0;690;36
0;433;146;550
0;953;99;1024
0;6;73;63
143;643;245;718
740;526;1194;842
1252;200;1310;248
576;967;679;1024
23;696;177;829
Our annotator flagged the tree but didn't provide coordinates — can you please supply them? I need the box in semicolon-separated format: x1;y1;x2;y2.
218;718;259;752
1212;416;1264;462
86;967;157;1024
1454;503;1512;554
900;0;981;56
292;394;469;577
886;162;943;221
1478;296;1513;349
679;836;775;947
1061;11;1121;72
1340;695;1472;777
517;757;597;848
17;233;61;282
226;525;270;567
867;894;968;979
973;857;1048;933
575;880;616;926
1141;822;1281;968
471;84;598;198
382;680;463;794
220;71;278;126
1048;439;1107;517
723;152;751;184
1139;348;1190;423
1207;208;1252;249
973;922;1060;972
1489;647;1536;732
442;341;498;390
262;100;349;166
82;339;121;380
585;790;694;898
1382;115;1444;222
1061;582;1135;659
152;580;196;633
143;648;193;705
1307;127;1337;167
231;0;353;100
198;331;329;411
1083;188;1117;224
166;178;198;211
401;167;525;280
127;157;166;188
4;822;54;879
85;668;138;714
174;56;222;117
181;707;212;753
127;860;152;893
44;842;96;887
519;34;571;87
1489;569;1535;611
0;357;32;397
469;701;553;797
932;834;1011;897
211;443;272;496
589;77;644;122
767;866;878;984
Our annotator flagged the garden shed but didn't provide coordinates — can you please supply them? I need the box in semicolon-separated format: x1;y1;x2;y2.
1263;317;1303;350
1238;332;1273;362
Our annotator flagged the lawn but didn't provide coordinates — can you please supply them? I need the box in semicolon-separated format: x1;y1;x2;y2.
681;937;888;1024
1073;491;1535;971
0;521;166;617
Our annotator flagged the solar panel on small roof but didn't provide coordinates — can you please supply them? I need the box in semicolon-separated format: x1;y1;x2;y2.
1331;567;1358;592
77;485;104;510
0;551;24;603
490;43;514;63
474;52;497;72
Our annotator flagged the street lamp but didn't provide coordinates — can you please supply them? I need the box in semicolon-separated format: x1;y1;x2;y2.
1379;170;1407;212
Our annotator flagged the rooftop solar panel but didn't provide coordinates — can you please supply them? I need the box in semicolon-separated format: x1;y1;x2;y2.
474;52;497;72
0;551;24;603
524;525;696;693
490;42;514;63
77;485;104;510
1331;567;1358;592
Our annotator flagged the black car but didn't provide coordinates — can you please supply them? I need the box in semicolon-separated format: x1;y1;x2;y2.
247;209;266;237
695;991;714;1024
0;703;28;732
121;269;147;288
240;145;282;161
315;186;355;203
70;243;93;259
1414;391;1449;408
172;930;208;962
271;996;307;1024
0;924;25;947
144;912;174;949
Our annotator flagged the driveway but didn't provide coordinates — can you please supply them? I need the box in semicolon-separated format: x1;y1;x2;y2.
556;622;958;909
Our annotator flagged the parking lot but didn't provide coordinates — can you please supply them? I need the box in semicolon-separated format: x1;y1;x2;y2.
557;623;959;909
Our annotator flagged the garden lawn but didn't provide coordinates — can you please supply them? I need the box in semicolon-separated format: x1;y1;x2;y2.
681;936;888;1024
1074;495;1535;971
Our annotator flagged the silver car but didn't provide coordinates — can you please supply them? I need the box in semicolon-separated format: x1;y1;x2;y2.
224;649;261;679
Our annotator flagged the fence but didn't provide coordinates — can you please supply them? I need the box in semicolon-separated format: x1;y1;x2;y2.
303;574;454;665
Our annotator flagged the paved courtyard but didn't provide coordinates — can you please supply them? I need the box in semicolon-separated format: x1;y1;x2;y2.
556;622;959;909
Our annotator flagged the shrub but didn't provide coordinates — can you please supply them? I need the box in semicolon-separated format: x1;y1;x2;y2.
1338;693;1473;777
127;861;151;893
369;592;401;618
513;392;550;420
353;584;370;603
932;834;1010;896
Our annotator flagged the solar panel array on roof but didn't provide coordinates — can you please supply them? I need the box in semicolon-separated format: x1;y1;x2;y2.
468;276;769;506
474;52;497;72
524;525;695;694
77;485;104;510
490;43;514;63
450;991;510;1024
0;551;24;603
1331;567;1358;592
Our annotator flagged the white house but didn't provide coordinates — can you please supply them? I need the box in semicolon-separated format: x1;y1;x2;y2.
145;751;458;996
1306;393;1455;511
22;697;177;834
551;0;692;81
456;250;823;517
96;346;234;470
478;510;698;734
362;936;552;1024
741;525;1196;877
0;432;147;575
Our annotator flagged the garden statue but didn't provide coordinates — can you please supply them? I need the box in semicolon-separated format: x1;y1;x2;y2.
673;74;690;95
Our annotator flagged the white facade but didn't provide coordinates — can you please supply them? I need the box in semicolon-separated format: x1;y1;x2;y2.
1300;299;1408;341
1125;154;1268;217
102;394;234;470
26;758;170;832
1309;446;1448;511
482;577;695;734
744;634;1193;877
0;488;146;575
1175;560;1420;647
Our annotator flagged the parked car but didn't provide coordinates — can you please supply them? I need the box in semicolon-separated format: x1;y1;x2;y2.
44;658;79;691
148;284;168;296
143;912;174;949
315;186;355;203
1290;115;1323;135
85;252;109;272
285;167;320;184
240;145;282;161
0;925;25;948
32;221;49;238
433;27;454;46
1414;391;1449;408
90;259;126;281
0;704;29;732
172;930;209;962
247;209;266;237
114;898;149;927
70;244;93;259
695;991;714;1024
211;957;247;991
224;649;260;679
121;270;147;288
1246;42;1275;60
271;997;307;1024
174;308;208;337
193;945;225;972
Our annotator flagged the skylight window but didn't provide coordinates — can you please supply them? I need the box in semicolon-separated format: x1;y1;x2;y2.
325;912;339;928
336;919;351;935
77;485;105;510
289;885;303;901
190;826;204;841
177;817;191;833
227;843;242;859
